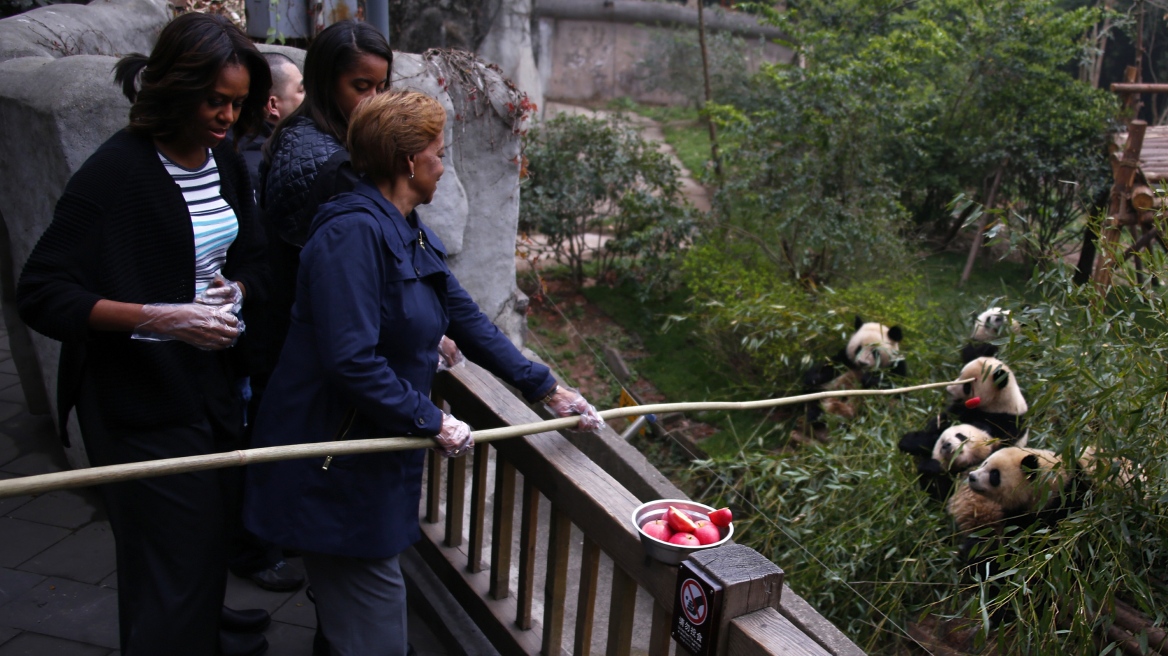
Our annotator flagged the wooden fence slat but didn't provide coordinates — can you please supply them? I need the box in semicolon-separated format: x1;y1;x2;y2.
468;444;490;572
649;600;672;656
573;538;602;656
445;450;467;547
490;457;516;600
425;448;442;524
605;566;638;656
516;476;540;630
541;505;572;655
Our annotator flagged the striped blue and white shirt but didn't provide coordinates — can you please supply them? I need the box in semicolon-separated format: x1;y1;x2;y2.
159;150;239;297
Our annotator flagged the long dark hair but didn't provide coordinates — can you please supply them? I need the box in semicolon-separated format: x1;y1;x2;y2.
267;20;392;151
113;13;272;144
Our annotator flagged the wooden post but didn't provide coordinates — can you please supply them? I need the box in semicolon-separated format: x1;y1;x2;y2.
1095;119;1148;288
680;544;785;656
696;0;722;178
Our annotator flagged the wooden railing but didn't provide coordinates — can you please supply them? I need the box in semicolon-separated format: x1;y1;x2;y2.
419;360;866;656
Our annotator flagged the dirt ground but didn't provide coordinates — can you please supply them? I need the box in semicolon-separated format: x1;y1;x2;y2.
516;274;718;451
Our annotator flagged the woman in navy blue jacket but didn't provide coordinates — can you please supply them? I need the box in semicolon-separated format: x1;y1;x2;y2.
243;90;602;655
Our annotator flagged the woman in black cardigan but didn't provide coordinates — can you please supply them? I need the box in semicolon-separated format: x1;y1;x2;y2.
16;13;271;656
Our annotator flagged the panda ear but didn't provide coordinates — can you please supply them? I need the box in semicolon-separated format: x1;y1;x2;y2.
888;326;903;342
854;315;864;330
992;367;1010;390
1021;454;1041;480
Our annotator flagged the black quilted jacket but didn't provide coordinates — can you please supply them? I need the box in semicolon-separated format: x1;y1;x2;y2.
261;116;346;246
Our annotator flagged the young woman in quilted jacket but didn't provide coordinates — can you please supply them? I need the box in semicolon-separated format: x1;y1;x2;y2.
251;21;394;385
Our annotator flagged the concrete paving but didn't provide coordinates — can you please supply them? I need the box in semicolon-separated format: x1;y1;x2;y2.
0;322;449;655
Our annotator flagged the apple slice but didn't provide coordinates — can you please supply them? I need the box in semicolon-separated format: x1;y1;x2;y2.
668;533;700;546
708;507;733;527
641;519;673;542
666;506;699;534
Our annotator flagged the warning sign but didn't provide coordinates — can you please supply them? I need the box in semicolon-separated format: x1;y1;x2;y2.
680;579;707;625
671;563;723;656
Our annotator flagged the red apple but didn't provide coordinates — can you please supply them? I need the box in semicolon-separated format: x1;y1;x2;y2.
964;396;981;409
666;506;699;534
693;523;722;545
708;507;733;527
640;519;673;542
668;533;700;547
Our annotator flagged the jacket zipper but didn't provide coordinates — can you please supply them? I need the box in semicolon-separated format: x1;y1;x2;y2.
322;407;358;470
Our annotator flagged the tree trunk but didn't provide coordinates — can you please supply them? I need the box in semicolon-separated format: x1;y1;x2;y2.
959;163;1006;285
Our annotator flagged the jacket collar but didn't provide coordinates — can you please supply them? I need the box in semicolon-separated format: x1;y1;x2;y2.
351;179;447;255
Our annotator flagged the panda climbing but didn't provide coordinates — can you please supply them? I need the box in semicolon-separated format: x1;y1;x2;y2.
794;316;905;442
898;357;1029;498
961;307;1021;364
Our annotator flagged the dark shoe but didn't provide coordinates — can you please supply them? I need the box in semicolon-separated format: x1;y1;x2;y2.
249;559;305;592
221;606;271;633
218;629;268;656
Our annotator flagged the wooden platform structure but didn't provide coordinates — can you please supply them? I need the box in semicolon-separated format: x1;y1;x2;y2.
1094;80;1168;287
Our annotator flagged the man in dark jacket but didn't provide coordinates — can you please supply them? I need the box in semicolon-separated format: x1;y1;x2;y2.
239;53;304;191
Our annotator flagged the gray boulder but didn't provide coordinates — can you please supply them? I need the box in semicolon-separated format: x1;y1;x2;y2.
0;0;169;63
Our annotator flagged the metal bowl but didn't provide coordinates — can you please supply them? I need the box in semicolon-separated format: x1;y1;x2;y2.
632;498;733;565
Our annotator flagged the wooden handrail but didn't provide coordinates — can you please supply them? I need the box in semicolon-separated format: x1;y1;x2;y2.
428;361;866;655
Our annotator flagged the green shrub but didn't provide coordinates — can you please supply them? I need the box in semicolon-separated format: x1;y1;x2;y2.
520;114;695;292
678;241;932;387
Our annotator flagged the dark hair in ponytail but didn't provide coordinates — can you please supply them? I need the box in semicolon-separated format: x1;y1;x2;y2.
266;20;391;156
113;13;272;143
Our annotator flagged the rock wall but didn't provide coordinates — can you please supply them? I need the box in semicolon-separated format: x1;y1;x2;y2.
534;0;792;105
0;13;529;465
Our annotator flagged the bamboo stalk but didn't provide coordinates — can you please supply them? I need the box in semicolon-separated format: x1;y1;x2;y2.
0;379;968;499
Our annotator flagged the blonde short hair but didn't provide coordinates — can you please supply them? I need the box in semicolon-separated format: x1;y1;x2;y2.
347;90;446;183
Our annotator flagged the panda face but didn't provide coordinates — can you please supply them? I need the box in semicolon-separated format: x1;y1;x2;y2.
970;307;1019;342
947;356;1028;416
932;424;995;472
846;322;903;370
967;447;1062;511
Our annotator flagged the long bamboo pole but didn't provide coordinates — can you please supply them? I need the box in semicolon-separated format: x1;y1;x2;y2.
0;379;968;500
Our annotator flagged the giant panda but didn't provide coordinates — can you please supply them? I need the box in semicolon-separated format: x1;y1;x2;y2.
795;316;905;442
942;447;1090;623
961;307;1020;364
898;357;1028;498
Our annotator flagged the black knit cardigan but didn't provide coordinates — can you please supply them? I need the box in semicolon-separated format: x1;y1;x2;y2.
17;129;269;438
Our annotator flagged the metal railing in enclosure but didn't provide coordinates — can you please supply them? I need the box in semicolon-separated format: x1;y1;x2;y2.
418;360;866;656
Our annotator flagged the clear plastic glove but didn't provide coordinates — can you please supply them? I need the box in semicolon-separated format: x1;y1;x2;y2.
434;412;474;458
436;335;465;372
196;273;244;314
132;302;243;350
544;385;605;433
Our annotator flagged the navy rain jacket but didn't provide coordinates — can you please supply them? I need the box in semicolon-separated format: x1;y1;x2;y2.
243;180;556;558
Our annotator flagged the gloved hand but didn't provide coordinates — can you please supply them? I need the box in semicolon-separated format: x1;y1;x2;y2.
196;273;244;314
543;385;605;433
434;413;474;458
436;335;465;372
132;303;243;350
